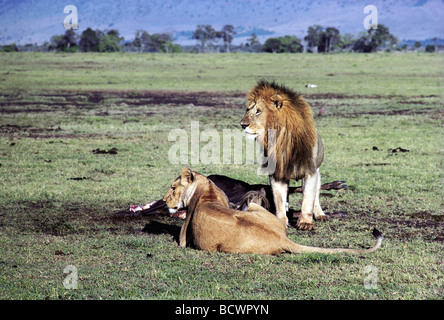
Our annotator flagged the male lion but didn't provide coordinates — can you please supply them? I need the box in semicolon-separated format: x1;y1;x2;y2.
163;168;382;255
241;80;325;230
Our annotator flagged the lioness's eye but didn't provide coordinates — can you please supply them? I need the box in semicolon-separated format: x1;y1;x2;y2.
171;186;175;191
256;109;261;115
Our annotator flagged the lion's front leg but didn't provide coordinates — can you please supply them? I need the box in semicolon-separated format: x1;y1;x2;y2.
298;172;318;230
313;168;327;221
269;176;289;226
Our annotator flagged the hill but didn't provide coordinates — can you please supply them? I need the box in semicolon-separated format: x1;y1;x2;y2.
0;0;443;45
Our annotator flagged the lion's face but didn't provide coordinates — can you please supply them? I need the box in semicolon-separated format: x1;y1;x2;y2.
240;94;283;141
240;99;268;140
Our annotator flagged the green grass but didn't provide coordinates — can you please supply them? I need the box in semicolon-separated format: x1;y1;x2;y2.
0;52;443;300
0;51;442;95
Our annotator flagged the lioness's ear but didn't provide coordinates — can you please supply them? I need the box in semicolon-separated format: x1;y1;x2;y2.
272;94;283;110
180;167;194;184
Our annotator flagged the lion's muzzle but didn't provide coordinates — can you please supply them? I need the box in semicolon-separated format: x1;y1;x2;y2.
240;114;250;130
243;128;260;141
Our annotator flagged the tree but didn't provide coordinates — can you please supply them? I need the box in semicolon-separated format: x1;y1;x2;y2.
304;25;323;52
432;37;438;51
247;33;259;46
79;28;100;52
150;33;174;52
192;25;217;52
323;27;340;53
133;30;177;53
153;33;182;53
305;25;340;53
98;30;123;52
352;31;373;52
133;30;143;51
337;33;356;52
378;25;398;51
263;38;282;53
281;35;303;53
50;29;78;52
50;35;64;51
1;43;19;52
425;44;435;52
134;30;153;52
220;25;236;52
246;32;262;52
353;24;397;52
263;36;303;53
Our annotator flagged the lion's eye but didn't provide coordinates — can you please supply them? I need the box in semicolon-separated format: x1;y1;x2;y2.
171;186;175;191
256;109;261;115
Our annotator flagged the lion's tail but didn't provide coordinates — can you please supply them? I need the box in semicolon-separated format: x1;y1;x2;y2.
284;228;383;254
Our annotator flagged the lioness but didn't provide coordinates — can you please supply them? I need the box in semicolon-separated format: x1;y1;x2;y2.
241;80;325;230
163;168;382;255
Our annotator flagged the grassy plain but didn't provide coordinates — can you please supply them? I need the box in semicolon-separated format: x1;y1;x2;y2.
0;52;442;300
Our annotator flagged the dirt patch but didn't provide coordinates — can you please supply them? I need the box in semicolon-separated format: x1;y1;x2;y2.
410;211;444;222
91;147;118;155
0;90;246;113
0;200;171;236
1;91;440;122
0;123;101;139
0;124;31;131
398;100;435;105
357;212;444;243
303;93;439;100
363;146;410;154
324;108;437;118
391;147;410;153
0;124;61;133
353;163;391;167
119;90;245;107
68;177;92;181
0;124;79;139
87;92;104;104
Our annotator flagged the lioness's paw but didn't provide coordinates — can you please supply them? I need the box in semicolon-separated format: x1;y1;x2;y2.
281;217;289;228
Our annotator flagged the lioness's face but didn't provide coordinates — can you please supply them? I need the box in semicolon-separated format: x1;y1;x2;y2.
240;99;268;140
163;177;186;214
163;168;194;214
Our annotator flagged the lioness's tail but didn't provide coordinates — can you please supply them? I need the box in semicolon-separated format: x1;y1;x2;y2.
285;228;383;254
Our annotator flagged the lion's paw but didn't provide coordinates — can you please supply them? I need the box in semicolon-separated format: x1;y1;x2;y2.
296;221;316;231
315;215;329;222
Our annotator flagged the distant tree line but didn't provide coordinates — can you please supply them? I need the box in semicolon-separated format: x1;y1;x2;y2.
129;30;182;53
1;24;441;53
192;24;237;52
14;27;180;53
47;28;124;52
